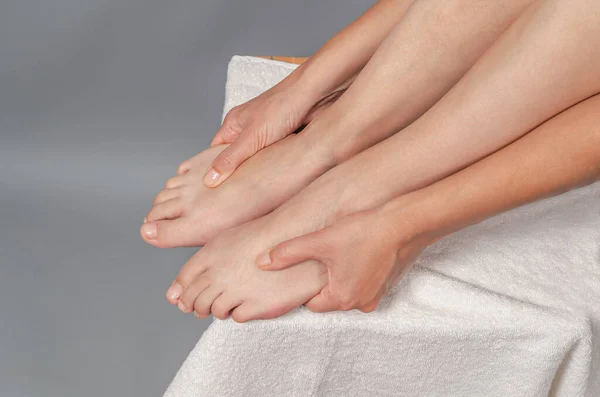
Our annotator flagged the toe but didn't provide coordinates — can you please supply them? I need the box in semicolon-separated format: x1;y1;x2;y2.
177;273;211;312
146;198;182;222
165;281;184;305
211;293;242;320
177;160;192;175
164;175;186;189
231;301;292;323
140;218;209;248
231;302;260;323
153;188;181;205
231;302;253;323
193;287;223;319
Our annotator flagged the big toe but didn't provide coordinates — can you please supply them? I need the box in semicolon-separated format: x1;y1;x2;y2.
140;218;208;248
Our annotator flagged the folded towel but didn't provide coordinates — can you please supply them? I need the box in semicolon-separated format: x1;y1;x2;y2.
164;56;600;397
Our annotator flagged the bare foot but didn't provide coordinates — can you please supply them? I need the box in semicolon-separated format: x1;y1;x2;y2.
140;133;331;248
167;215;328;322
164;139;399;321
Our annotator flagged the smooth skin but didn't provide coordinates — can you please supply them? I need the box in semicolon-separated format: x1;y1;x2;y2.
165;0;600;321
258;94;600;313
141;0;531;248
202;0;416;188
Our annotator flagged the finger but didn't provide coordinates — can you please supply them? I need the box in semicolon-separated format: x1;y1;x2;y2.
256;231;327;271
358;287;386;313
203;134;257;188
209;130;229;147
210;112;242;147
304;288;338;313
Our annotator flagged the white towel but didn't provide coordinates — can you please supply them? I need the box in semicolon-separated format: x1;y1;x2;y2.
164;56;600;397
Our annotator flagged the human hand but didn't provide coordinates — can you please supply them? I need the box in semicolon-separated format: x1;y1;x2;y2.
256;206;432;313
201;74;344;188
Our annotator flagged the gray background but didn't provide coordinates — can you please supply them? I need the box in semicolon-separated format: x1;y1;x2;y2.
0;1;371;396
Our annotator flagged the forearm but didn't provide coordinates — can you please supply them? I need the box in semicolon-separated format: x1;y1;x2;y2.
383;94;600;243
303;0;534;162
287;0;415;102
329;0;600;217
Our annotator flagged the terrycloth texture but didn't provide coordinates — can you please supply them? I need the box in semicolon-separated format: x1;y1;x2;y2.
164;56;600;397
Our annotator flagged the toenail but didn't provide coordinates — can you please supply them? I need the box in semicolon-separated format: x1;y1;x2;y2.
203;168;221;187
178;162;190;174
256;251;272;268
142;223;157;239
167;282;183;301
177;300;188;313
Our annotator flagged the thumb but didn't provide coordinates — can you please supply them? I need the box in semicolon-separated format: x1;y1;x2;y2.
256;231;328;271
203;133;257;188
210;111;243;147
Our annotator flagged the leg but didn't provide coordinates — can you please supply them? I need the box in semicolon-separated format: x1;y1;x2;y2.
169;0;600;321
141;0;532;248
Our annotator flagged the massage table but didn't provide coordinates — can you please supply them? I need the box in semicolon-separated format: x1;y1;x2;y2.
164;55;600;397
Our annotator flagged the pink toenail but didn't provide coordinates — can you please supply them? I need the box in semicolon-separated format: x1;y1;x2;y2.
203;168;221;187
167;282;183;301
178;162;190;174
142;223;157;239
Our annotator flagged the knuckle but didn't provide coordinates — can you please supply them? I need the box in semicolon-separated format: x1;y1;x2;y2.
216;152;234;168
224;106;240;121
335;290;359;311
314;240;331;256
222;110;244;139
273;244;291;260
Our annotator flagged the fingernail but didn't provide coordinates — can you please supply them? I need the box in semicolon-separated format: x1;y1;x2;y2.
193;311;201;319
167;282;183;301
143;217;147;223
177;300;188;313
203;168;221;187
141;223;157;239
256;251;272;268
